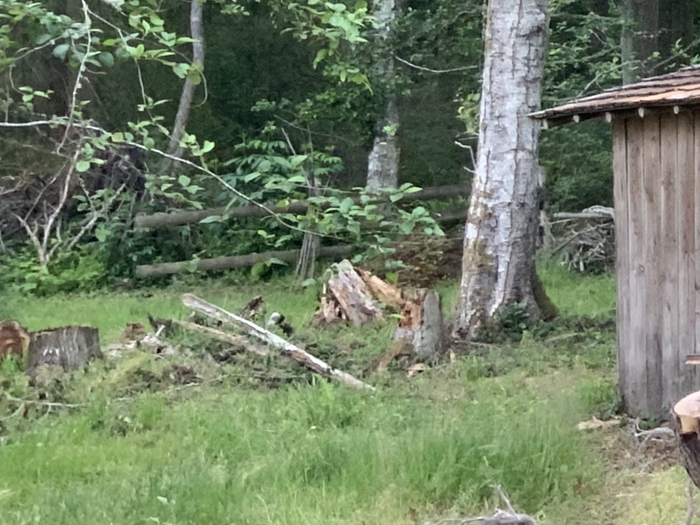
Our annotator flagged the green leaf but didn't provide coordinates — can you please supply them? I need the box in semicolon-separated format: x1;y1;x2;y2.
112;132;124;143
301;278;317;288
178;175;191;187
201;140;215;153
143;137;155;149
53;44;70;60
267;257;288;266
340;197;354;213
76;160;91;173
287;175;307;183
98;52;114;67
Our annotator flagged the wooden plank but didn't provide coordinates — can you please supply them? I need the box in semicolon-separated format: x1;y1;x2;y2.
694;110;700;397
659;114;679;411
625;116;648;416
642;114;663;416
678;112;695;398
612;118;630;409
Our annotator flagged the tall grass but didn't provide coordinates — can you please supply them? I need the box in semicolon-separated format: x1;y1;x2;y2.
0;377;600;525
0;263;617;524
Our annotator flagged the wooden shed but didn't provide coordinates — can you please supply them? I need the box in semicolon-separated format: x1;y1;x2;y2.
531;66;700;418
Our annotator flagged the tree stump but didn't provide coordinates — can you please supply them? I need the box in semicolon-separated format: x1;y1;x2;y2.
312;260;383;326
393;288;444;362
672;391;700;488
27;326;102;374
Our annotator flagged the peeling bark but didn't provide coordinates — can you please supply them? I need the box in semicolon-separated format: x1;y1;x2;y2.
366;0;401;192
453;0;550;339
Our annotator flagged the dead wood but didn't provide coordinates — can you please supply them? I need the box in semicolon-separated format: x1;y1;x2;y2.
238;296;264;320
393;288;444;362
26;325;102;374
312;260;383;326
0;320;30;361
135;184;469;229
173;319;268;356
135;245;354;277
182;293;375;390
357;268;404;309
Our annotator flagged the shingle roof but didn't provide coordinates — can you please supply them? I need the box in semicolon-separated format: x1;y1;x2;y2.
530;65;700;124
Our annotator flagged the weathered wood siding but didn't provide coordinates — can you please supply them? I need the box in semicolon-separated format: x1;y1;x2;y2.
615;110;700;417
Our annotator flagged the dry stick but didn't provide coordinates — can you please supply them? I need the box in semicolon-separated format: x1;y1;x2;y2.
173;319;268;357
686;478;695;525
181;294;375;390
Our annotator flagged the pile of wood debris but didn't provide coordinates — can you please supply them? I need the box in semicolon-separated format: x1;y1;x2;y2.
0;260;447;391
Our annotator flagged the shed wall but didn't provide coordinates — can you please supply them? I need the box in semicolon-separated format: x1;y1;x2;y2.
614;110;700;417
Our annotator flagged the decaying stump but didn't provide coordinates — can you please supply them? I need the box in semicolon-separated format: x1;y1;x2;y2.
672;391;700;488
27;326;102;373
394;288;444;362
312;260;445;367
312;260;383;326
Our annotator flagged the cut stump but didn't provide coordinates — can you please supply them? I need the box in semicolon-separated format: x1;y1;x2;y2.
673;391;700;488
27;326;102;374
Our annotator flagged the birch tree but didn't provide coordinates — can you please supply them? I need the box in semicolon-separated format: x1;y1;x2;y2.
453;0;551;339
366;0;401;192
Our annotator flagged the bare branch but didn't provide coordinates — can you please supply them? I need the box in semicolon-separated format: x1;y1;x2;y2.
394;55;477;74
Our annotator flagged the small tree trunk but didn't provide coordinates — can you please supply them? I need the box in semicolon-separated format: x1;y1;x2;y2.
27;326;102;373
366;0;401;192
620;0;659;84
453;0;550;339
167;0;205;158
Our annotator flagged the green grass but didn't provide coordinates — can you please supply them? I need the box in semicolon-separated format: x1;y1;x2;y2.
539;261;615;318
0;263;621;525
0;374;602;525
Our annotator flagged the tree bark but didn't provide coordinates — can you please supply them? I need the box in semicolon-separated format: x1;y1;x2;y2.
366;0;401;192
453;0;550;339
620;0;660;84
27;326;102;373
167;0;205;158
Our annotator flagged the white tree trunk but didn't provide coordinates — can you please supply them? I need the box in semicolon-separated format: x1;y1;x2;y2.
453;0;550;339
167;0;204;158
366;0;400;192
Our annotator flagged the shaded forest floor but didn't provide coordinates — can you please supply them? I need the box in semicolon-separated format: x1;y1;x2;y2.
0;264;690;525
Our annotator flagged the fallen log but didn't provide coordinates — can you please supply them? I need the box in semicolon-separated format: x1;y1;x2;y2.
27;326;102;373
135;185;468;229
135;244;353;277
181;294;375;390
173;319;268;357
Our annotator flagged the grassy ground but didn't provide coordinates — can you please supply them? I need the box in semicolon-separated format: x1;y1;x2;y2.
0;264;690;525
